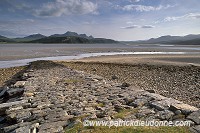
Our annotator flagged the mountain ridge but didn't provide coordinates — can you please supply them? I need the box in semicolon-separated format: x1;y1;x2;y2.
127;34;200;45
0;31;117;44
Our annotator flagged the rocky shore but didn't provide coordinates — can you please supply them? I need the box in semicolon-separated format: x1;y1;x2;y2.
0;61;199;133
61;61;200;108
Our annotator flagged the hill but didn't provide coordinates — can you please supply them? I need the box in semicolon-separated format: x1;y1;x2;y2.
29;36;117;44
128;34;200;45
0;31;117;44
14;34;46;42
0;35;14;43
50;31;93;39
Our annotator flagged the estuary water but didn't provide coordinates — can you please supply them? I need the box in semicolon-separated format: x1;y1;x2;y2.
0;43;199;68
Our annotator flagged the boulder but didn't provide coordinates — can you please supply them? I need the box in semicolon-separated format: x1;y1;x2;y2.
14;81;26;88
111;75;118;80
121;82;130;88
190;125;200;133
146;89;156;93
129;98;148;107
155;110;174;120
0;87;8;98
169;103;199;115
187;110;200;124
7;88;24;97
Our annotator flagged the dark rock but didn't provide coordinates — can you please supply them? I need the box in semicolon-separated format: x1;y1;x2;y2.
114;104;124;112
187;110;200;125
7;88;24;97
146;89;156;93
0;116;5;123
121;82;130;88
111;75;118;80
0;87;8;98
189;125;200;133
149;101;166;111
155;110;174;120
175;110;182;115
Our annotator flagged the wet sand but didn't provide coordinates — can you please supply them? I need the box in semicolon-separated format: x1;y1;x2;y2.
69;54;200;66
0;43;199;61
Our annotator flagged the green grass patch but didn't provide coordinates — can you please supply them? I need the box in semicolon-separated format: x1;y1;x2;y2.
113;108;139;119
65;122;190;133
63;78;82;84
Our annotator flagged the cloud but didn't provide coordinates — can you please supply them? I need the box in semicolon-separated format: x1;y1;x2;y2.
121;25;155;29
119;4;174;12
164;13;200;22
126;21;134;24
129;0;141;2
121;25;140;29
34;0;98;17
141;25;155;28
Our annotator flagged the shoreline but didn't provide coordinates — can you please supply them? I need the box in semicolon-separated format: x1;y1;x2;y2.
0;53;200;69
0;54;199;108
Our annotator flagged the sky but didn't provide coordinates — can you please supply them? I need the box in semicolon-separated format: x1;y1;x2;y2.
0;0;200;41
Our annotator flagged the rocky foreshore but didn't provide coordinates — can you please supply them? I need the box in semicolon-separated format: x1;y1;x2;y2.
61;61;200;108
0;61;199;133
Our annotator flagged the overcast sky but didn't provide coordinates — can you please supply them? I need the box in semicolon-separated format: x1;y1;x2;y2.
0;0;200;41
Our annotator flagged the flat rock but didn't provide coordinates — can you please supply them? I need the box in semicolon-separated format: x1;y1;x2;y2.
0;100;28;110
129;98;148;107
144;93;166;101
155;110;174;120
170;103;199;115
187;110;200;124
190;125;200;133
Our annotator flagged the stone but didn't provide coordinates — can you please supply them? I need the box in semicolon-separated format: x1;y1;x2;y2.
7;88;24;97
18;111;32;122
14;81;26;88
0;100;28;111
175;110;182;115
169;103;199;115
0;116;5;123
189;125;200;133
114;104;124;112
121;82;130;88
149;101;166;111
39;121;68;131
15;126;30;133
144;93;166;101
0;87;8;98
24;92;34;97
84;107;95;112
111;75;118;80
187;110;200;124
146;89;156;93
155;110;174;120
129;98;148;107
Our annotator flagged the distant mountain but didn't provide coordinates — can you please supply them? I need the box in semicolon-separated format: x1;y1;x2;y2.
0;35;14;43
50;31;94;39
129;34;200;45
29;36;117;44
0;31;116;44
14;34;46;42
0;35;7;39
